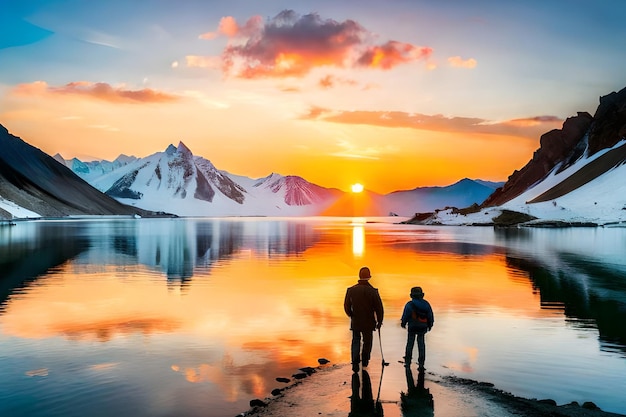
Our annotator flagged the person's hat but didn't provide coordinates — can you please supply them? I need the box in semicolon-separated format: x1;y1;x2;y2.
359;267;371;280
410;286;424;297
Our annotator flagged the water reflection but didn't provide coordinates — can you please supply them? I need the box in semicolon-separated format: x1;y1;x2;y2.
0;222;90;310
349;370;383;417
507;255;626;354
401;368;434;417
1;218;324;291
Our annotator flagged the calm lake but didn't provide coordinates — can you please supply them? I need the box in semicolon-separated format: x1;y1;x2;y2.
1;217;625;417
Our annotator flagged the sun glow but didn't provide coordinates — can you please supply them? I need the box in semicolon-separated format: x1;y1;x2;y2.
351;183;364;193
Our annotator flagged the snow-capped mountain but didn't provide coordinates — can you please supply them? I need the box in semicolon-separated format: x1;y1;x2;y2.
409;85;626;226
65;142;343;217
63;141;499;217
54;153;137;183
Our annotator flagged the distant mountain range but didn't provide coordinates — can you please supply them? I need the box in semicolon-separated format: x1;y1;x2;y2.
2;84;624;222
50;141;499;217
0;124;498;218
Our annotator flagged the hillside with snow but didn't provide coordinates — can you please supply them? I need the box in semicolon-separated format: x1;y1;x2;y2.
0;124;157;220
408;86;626;227
422;140;626;226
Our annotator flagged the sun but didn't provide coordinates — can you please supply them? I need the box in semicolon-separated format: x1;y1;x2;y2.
351;183;364;193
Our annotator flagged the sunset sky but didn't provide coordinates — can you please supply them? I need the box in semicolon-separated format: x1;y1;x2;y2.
1;0;625;193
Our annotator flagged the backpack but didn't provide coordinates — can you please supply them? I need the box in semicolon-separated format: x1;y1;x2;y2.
410;303;429;324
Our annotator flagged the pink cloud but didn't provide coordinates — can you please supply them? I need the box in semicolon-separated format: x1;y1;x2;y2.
357;41;432;70
13;81;179;103
201;10;432;79
218;16;240;37
302;107;563;139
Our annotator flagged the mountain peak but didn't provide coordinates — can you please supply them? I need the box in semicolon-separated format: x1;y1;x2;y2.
165;144;177;155
177;141;193;157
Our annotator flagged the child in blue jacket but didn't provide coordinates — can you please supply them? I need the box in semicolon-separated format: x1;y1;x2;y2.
401;286;434;370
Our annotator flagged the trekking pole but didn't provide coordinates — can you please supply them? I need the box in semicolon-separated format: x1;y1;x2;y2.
378;329;389;367
375;358;385;409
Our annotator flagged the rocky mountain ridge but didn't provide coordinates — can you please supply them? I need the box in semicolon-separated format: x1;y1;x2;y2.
0;125;161;219
482;86;626;208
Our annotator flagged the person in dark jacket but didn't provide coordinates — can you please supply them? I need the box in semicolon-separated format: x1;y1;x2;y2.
344;266;384;373
400;286;434;370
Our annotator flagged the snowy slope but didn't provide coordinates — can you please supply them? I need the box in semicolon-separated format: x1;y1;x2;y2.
429;139;626;226
0;196;40;218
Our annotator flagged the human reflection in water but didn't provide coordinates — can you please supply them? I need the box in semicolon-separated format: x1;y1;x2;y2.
400;367;434;417
349;370;383;417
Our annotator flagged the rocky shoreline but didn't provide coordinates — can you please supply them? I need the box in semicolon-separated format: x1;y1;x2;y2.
238;361;625;417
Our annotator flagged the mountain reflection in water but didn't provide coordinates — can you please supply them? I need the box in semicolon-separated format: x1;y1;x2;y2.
0;218;624;417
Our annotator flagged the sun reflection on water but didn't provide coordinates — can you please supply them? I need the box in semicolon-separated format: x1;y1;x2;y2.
352;223;365;256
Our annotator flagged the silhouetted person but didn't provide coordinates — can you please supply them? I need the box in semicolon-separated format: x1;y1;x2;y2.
400;366;434;416
345;266;384;372
349;370;383;417
400;286;434;370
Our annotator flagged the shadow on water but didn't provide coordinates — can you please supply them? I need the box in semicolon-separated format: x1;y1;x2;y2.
507;255;626;355
394;240;503;257
0;223;90;309
401;367;434;417
349;370;384;417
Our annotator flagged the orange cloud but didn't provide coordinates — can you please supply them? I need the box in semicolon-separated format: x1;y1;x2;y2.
448;55;477;68
12;81;179;103
303;107;563;139
319;74;335;89
357;41;432;69
318;74;358;89
203;10;431;79
199;16;237;39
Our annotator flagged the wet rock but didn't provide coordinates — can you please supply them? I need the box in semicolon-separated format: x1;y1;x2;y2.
299;366;316;375
292;372;308;380
249;399;267;407
271;388;282;396
538;399;557;406
276;377;290;383
582;401;600;410
317;358;330;365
